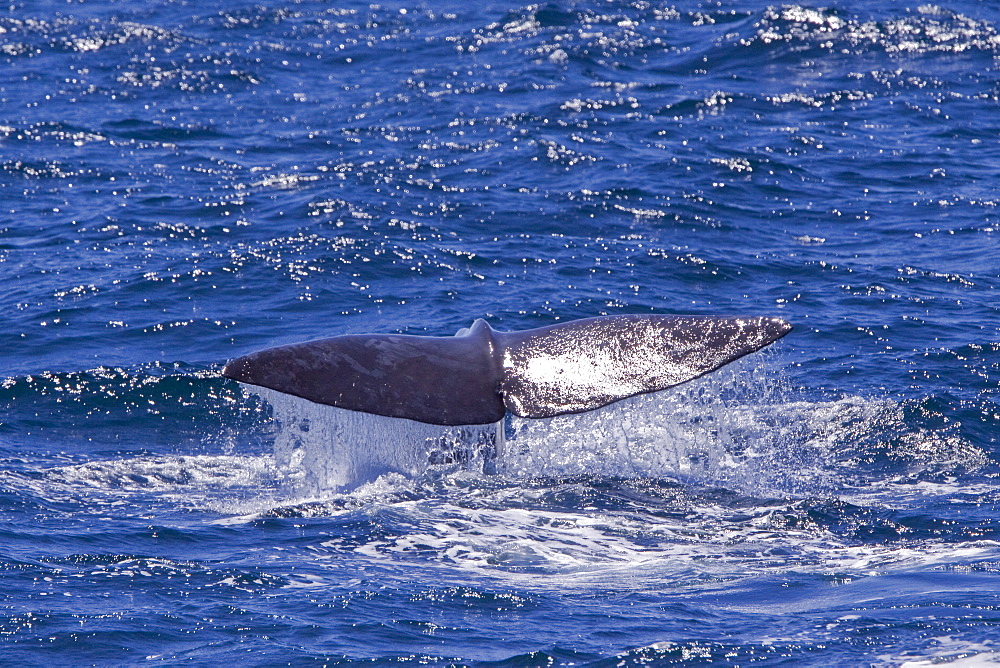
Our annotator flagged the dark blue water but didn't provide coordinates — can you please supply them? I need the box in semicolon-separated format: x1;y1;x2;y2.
3;0;1000;664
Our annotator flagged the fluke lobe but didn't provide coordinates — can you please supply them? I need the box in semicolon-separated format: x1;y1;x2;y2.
222;315;792;426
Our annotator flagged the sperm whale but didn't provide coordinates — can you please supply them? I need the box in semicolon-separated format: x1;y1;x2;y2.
222;315;791;426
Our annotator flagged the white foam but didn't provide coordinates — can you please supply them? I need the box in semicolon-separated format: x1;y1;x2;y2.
225;358;998;587
44;454;276;491
19;354;990;589
879;636;998;667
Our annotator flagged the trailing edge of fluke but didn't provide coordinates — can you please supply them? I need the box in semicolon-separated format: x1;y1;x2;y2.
222;314;792;426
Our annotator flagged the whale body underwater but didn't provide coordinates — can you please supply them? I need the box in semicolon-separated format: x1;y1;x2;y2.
222;315;792;426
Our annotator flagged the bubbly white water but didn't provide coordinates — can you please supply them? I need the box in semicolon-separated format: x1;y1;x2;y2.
15;351;986;592
238;348;984;501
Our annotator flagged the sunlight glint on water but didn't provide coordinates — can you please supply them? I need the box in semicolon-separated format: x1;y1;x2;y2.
3;0;1000;662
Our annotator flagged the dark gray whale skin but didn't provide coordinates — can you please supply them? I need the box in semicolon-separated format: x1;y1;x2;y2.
222;315;792;426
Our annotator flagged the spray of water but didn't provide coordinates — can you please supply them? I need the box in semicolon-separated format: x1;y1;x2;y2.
246;352;831;498
252;387;501;496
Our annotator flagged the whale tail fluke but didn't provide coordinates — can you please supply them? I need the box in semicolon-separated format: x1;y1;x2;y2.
222;315;791;426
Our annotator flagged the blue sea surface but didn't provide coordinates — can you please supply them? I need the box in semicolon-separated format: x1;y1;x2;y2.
2;0;1000;664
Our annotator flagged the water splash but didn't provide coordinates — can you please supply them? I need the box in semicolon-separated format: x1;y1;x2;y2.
250;386;501;496
241;344;986;505
500;354;828;496
240;352;833;498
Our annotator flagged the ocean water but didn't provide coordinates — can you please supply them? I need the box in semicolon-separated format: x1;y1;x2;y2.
2;0;1000;664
